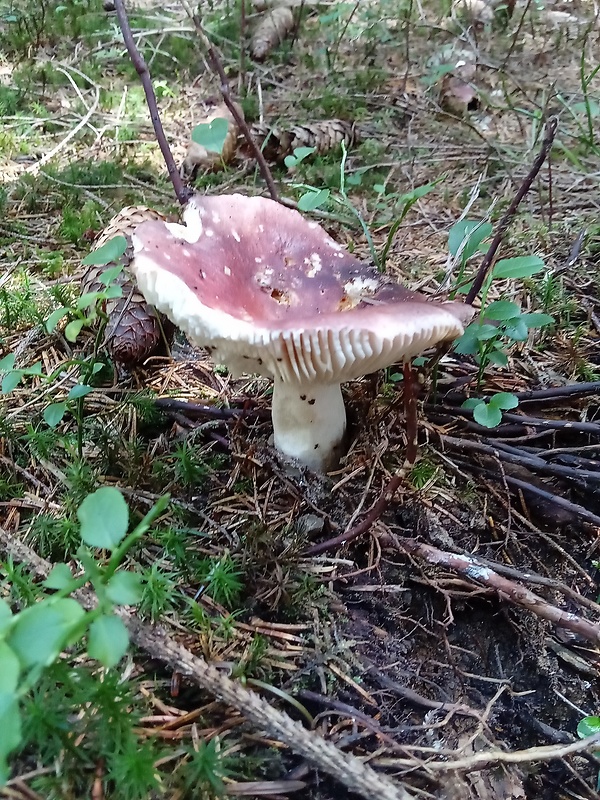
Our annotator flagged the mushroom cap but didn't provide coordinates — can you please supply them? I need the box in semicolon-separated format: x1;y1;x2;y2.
130;194;472;382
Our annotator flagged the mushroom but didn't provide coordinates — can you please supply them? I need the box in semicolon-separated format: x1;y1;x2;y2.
129;194;472;471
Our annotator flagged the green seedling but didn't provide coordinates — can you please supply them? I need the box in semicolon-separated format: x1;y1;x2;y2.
462;391;519;428
577;716;600;790
449;219;554;396
284;146;316;169
191;117;229;155
455;298;553;386
0;487;169;785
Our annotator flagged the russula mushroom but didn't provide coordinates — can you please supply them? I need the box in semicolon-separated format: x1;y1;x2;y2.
129;194;472;471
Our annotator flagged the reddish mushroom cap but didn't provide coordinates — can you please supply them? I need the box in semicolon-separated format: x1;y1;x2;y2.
130;194;472;382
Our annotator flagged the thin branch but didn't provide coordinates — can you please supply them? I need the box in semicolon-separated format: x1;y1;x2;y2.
440;434;600;486
0;526;412;800
180;0;280;203
394;536;600;647
465;117;558;305
113;0;191;206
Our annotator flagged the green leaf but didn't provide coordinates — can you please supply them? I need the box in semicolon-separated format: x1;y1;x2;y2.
487;349;509;367
461;398;481;410
88;614;129;667
0;353;16;372
0;690;22;784
489;392;519;411
7;598;85;667
45;307;70;333
99;265;124;285
191;117;230;154
578;716;600;738
82;235;128;267
76;291;102;311
484;300;521;321
473;402;502;428
448;220;492;262
0;600;13;636
503;317;529;341
492;255;545;279
520;312;554;328
77;487;129;550
43;402;67;428
297;188;330;212
0;642;20;693
64;319;85;342
1;371;22;394
43;563;74;590
68;384;93;400
284;146;316;167
103;285;123;300
105;571;143;606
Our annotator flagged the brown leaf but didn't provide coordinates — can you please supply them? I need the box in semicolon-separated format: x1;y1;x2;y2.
181;101;244;178
251;5;295;61
82;206;173;367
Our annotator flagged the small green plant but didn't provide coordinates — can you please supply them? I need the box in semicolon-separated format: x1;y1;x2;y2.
197;553;243;609
577;715;600;790
0;486;169;784
462;391;519;428
191;117;229;156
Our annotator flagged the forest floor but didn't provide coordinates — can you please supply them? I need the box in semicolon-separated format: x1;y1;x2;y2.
3;1;600;799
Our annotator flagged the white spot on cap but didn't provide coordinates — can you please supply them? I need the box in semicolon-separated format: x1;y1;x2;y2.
201;270;206;279
212;212;221;223
164;254;171;261
183;249;191;258
335;252;344;258
308;221;318;229
258;224;264;233
231;230;241;242
304;252;322;278
255;257;262;263
224;266;231;276
326;240;342;251
206;229;214;237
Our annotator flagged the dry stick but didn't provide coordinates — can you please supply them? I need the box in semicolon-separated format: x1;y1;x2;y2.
180;0;280;203
439;380;600;406
440;434;600;486
394;536;600;648
113;0;190;206
304;363;418;557
465;116;558;306
0;528;413;800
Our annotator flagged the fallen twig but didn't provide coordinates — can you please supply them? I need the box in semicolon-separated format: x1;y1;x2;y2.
0;527;413;800
439;380;600;406
393;536;600;647
440;434;600;487
465;117;558;305
113;0;191;205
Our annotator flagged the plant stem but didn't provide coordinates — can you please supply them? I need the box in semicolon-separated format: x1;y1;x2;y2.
465;117;558;306
180;1;280;203
112;0;191;206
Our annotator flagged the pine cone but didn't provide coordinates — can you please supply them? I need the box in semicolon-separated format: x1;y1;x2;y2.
288;120;356;154
82;206;172;367
248;119;356;161
251;5;295;60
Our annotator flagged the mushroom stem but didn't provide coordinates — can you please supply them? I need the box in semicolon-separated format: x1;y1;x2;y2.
271;380;346;471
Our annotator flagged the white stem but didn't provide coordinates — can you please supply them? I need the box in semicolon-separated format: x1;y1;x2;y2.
271;380;346;471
